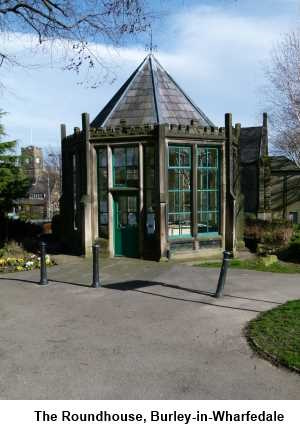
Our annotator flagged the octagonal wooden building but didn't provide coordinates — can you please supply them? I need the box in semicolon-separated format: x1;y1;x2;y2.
60;54;240;259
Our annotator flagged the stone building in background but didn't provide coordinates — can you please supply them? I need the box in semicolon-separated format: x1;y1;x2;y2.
16;146;60;221
240;121;300;223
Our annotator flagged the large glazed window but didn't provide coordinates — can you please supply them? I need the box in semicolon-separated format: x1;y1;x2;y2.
168;146;192;237
97;148;108;238
197;147;220;235
113;146;139;188
72;154;78;230
144;146;156;236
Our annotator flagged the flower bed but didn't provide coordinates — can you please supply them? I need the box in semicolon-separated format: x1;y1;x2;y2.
0;254;55;273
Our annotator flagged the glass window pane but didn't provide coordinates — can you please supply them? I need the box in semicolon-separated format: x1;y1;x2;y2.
198;148;206;167
179;170;191;189
100;213;108;225
144;146;155;189
114;148;126;167
99;168;107;189
169;147;179;167
113;147;140;187
168;213;180;236
128;195;137;212
128;212;137;226
197;147;220;236
99;191;108;211
180;148;191;167
174;191;180;212
208;191;217;211
99;225;108;238
197;170;207;190
180;213;191;236
98;149;107;167
127;147;138;166
168;146;191;238
182;191;191;212
207;149;218;167
126;167;139;187
168;191;175;213
208;170;217;189
198;191;208;211
208;212;218;232
198;212;208;233
168;170;178;190
115;167;126;186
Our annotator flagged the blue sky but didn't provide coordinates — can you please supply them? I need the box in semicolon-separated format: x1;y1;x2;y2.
1;0;300;151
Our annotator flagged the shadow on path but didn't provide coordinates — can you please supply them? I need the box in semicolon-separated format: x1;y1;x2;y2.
0;276;284;312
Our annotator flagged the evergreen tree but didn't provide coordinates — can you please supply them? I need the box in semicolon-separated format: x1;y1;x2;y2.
0;110;29;218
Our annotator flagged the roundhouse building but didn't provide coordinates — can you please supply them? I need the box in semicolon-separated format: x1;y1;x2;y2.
60;54;240;259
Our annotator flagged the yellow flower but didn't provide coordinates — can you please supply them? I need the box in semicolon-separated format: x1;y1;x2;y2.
17;258;24;264
0;259;5;266
16;266;23;271
7;258;17;265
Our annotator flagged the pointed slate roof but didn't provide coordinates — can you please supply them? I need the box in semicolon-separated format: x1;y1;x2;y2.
91;54;214;128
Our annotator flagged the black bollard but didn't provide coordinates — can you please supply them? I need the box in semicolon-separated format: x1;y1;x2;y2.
215;251;232;298
91;243;101;288
39;241;48;286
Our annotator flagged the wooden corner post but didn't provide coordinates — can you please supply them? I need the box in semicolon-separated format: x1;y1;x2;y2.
158;124;168;259
225;113;236;253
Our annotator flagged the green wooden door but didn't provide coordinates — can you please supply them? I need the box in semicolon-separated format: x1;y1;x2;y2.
114;194;139;257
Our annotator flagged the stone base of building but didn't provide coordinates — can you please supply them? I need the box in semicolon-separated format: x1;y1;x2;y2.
166;247;223;262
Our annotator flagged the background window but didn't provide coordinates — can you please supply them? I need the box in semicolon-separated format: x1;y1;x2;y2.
113;147;139;188
168;146;191;237
72;154;78;230
97;148;108;238
289;211;298;224
197;147;220;235
144;146;156;236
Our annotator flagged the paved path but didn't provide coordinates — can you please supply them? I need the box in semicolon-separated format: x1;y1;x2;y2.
0;257;299;399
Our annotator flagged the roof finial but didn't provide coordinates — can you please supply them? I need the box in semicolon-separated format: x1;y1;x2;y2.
145;26;157;54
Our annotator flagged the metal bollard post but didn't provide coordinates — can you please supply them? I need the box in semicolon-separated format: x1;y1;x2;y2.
91;243;101;288
215;251;232;298
39;241;48;286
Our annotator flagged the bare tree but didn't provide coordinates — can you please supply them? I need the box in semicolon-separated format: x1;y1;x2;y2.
0;1;153;85
265;31;300;167
44;145;61;190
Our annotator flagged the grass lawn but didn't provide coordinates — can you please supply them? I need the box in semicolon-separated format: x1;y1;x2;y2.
196;258;300;274
246;300;300;372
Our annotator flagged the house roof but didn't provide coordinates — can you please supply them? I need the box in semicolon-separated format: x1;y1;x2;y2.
239;127;263;163
269;156;300;173
91;54;214;128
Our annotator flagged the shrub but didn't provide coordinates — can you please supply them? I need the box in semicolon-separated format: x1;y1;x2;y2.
278;225;300;263
245;218;293;246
